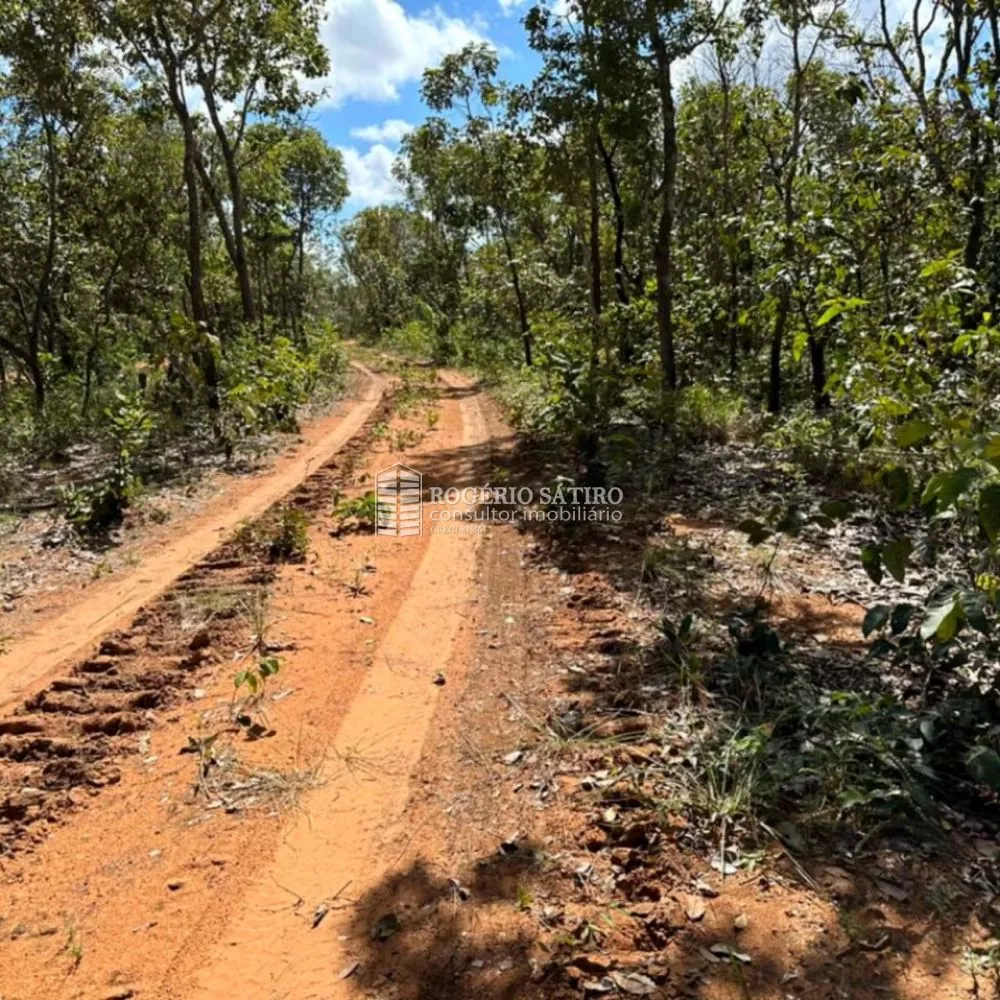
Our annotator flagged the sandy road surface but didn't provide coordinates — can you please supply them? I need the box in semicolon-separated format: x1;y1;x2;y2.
0;367;504;1000
186;371;491;999
0;362;385;712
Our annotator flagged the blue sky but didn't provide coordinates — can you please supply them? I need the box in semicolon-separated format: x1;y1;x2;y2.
306;0;545;215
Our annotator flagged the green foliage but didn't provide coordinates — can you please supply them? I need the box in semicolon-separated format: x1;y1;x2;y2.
62;392;153;533
235;655;281;700
222;339;301;435
0;3;348;498
671;385;748;445
333;492;378;530
266;506;310;562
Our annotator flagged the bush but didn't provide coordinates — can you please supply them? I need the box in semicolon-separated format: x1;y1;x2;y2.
222;332;314;437
383;320;437;359
305;318;348;395
671;384;749;445
266;506;310;561
62;391;153;534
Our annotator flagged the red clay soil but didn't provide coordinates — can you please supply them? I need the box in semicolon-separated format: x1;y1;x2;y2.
0;369;988;1000
0;362;384;713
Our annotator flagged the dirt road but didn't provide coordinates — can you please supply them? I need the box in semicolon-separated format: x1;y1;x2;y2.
0;362;385;713
0;364;979;1000
187;373;490;998
0;366;503;1000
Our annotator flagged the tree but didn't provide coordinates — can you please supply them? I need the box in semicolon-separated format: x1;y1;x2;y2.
422;44;538;365
107;0;328;325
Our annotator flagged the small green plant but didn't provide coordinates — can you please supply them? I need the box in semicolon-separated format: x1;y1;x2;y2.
267;506;310;561
658;613;702;703
63;919;83;969
91;559;113;580
393;428;421;451
182;730;225;795
640;543;671;584
739;500;852;599
230;518;259;550
149;505;170;525
232;589;282;735
234;655;281;702
333;491;378;531
393;369;436;415
426;409;440;429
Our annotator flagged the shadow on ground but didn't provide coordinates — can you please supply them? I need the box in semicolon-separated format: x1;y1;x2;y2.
341;382;997;999
343;844;546;1000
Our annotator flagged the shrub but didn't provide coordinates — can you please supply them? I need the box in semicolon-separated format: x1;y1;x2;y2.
266;506;310;561
333;491;378;531
63;391;153;534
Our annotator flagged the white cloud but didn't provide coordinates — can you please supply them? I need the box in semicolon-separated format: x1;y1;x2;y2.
501;0;572;15
339;143;404;207
315;0;487;106
349;118;414;144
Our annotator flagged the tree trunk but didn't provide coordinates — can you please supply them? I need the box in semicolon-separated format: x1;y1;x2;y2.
596;136;628;309
199;66;257;324
651;24;677;392
181;130;219;412
497;216;532;365
28;117;60;413
768;287;789;414
588;134;602;318
808;331;829;411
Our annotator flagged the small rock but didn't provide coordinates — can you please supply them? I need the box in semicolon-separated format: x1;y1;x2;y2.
100;637;136;656
734;912;749;931
571;954;611;976
433;672;446;686
694;877;718;898
709;942;751;964
975;838;1000;860
609;971;657;996
166;880;183;891
875;878;909;903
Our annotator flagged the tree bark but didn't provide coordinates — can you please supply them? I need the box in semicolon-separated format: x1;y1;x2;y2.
198;65;257;324
651;21;677;392
181;129;219;411
588;134;602;318
596;135;630;312
496;214;532;365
